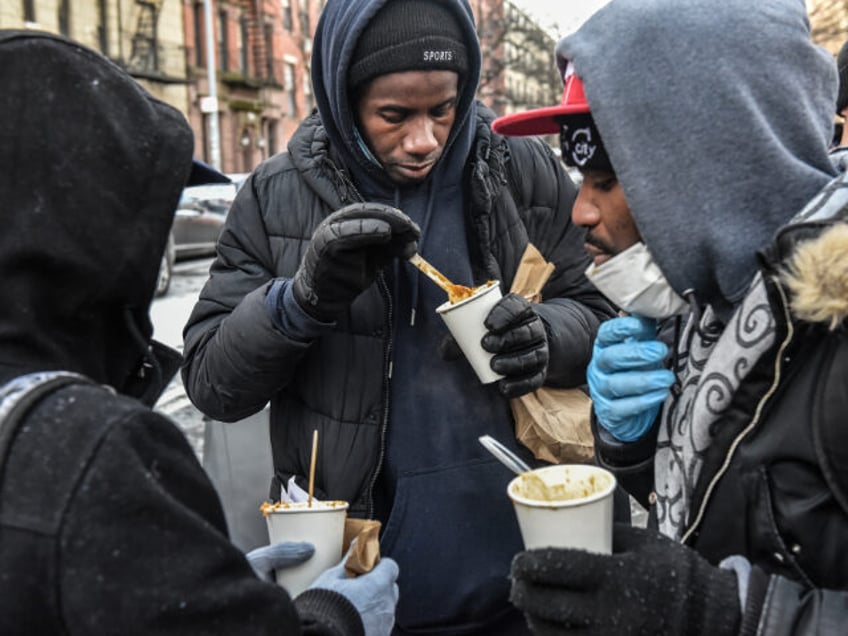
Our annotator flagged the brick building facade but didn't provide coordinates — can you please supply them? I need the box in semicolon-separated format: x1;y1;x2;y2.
6;1;845;174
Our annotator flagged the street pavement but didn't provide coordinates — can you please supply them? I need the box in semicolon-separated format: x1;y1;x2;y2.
151;257;213;459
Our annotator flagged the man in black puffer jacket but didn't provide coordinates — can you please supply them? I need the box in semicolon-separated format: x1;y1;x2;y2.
182;1;614;634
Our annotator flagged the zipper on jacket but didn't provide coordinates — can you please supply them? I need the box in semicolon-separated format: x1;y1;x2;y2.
328;160;365;205
366;273;394;520
681;276;794;544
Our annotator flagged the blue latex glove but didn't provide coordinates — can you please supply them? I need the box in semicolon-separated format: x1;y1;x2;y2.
587;315;676;442
246;541;314;582
309;546;400;636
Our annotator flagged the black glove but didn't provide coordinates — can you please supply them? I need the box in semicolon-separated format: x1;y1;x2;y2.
481;293;549;398
292;202;420;322
510;524;741;636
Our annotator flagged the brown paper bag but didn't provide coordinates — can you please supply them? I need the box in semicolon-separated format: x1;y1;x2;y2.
509;244;594;464
342;518;382;578
511;387;594;463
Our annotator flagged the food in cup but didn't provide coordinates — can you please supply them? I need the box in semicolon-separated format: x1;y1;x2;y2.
448;279;496;304
507;464;617;553
513;469;613;503
260;500;348;515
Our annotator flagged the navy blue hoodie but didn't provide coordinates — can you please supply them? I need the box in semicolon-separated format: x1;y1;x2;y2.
311;1;532;633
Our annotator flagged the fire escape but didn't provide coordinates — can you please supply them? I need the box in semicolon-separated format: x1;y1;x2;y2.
128;0;163;75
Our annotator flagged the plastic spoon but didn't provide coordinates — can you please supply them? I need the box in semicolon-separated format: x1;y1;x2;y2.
408;253;454;295
478;434;531;475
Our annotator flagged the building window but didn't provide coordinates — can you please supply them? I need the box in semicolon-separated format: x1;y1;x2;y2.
194;2;205;67
267;119;278;156
57;0;70;35
239;16;249;75
218;9;228;71
23;0;35;22
97;0;108;54
284;63;296;116
264;23;274;80
299;0;309;35
282;0;292;31
304;72;313;114
201;113;210;164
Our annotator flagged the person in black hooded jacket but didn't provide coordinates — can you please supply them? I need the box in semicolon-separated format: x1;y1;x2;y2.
495;0;848;633
181;0;614;633
0;29;399;636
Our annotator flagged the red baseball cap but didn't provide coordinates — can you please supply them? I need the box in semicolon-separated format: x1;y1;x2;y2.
492;64;590;136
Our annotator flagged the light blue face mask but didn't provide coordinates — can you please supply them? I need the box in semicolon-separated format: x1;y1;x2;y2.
585;242;690;319
353;126;382;167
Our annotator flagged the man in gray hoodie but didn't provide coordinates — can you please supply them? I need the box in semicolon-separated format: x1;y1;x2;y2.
494;0;848;633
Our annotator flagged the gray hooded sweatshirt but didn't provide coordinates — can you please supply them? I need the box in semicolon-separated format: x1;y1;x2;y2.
558;0;837;317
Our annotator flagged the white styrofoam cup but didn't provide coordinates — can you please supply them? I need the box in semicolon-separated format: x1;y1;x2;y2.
264;500;349;596
508;464;616;554
436;281;504;384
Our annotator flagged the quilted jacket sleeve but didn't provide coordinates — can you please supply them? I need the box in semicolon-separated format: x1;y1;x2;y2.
504;135;617;387
181;171;318;422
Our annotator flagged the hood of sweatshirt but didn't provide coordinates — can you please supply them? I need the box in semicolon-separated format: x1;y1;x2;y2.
0;30;193;390
558;0;837;313
310;0;482;193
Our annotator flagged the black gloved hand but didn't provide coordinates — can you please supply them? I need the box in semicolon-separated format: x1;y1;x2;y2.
292;202;420;322
481;293;549;398
510;524;741;636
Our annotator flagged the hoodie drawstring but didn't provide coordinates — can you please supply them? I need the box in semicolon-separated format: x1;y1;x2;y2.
406;182;437;326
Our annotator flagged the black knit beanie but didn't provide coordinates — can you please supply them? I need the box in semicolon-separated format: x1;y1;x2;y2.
348;0;468;89
837;40;848;115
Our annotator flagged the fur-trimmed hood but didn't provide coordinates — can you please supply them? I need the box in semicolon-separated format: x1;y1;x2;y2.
558;0;837;315
783;222;848;330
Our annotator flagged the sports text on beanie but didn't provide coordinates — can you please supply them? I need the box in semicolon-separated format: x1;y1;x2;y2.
348;0;468;89
557;113;613;172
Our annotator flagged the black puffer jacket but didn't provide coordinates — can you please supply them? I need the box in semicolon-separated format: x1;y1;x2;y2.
182;106;612;517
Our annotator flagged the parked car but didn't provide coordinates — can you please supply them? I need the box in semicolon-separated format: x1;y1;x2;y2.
155;231;177;297
172;181;238;259
155;175;245;296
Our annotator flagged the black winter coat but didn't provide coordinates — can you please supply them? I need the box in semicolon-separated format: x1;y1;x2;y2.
182;106;613;518
0;30;361;636
594;194;848;634
0;377;361;635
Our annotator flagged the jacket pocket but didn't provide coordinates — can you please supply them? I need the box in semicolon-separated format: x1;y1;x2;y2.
379;458;523;633
749;466;818;588
753;462;848;589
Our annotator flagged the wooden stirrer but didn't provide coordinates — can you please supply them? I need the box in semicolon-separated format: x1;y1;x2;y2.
308;429;318;507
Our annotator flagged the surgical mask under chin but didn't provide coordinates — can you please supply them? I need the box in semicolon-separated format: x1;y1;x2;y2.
585;242;689;319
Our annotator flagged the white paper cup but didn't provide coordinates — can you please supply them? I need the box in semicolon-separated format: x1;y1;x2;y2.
263;500;349;597
507;464;616;554
436;280;504;384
